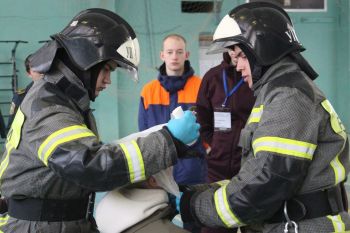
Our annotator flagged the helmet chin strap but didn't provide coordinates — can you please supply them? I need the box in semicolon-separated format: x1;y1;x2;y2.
251;65;263;84
236;44;277;86
89;62;107;101
238;45;263;84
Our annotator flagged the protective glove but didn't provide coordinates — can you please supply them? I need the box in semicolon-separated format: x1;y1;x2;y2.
167;110;200;145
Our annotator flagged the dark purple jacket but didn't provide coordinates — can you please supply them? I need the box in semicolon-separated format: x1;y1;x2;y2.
196;56;255;182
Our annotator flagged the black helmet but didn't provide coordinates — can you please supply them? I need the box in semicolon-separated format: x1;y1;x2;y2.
30;8;140;80
207;2;304;66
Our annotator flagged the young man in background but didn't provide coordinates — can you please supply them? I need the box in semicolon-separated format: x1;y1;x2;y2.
138;34;207;232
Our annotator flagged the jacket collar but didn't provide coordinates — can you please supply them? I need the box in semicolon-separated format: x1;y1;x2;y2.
252;57;301;96
157;60;194;93
46;60;91;112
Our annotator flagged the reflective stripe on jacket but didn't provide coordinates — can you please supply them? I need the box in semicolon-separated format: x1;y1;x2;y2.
0;62;178;233
190;57;350;233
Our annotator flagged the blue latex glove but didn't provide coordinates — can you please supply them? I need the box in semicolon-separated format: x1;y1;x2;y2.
175;192;183;212
167;110;200;145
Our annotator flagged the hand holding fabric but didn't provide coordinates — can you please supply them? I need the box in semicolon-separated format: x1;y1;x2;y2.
167;110;200;145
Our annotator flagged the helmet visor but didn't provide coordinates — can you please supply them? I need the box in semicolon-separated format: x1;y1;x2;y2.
114;37;140;82
206;40;238;55
206;14;242;55
113;60;139;83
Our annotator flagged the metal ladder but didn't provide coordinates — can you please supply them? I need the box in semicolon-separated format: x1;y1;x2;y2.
0;40;28;151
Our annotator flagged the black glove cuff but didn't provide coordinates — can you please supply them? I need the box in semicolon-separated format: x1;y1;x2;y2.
0;198;8;214
180;191;204;227
180;191;196;223
163;126;189;157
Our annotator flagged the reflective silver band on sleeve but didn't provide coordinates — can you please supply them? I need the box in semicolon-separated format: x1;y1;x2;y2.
120;140;146;183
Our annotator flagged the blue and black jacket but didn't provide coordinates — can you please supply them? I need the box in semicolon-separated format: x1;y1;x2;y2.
138;61;207;185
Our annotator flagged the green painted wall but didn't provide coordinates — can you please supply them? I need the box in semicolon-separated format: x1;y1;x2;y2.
0;0;119;147
115;0;350;138
0;0;349;147
336;0;350;131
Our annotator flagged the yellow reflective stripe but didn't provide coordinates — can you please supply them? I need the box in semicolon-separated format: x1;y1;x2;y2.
0;108;25;182
0;144;14;180
120;143;135;182
331;157;346;185
321;100;346;134
0;215;9;227
327;215;345;232
38;125;95;166
38;125;90;159
120;140;145;183
215;180;230;187
321;100;347;185
247;105;264;124
132;140;145;181
214;185;241;227
7;108;25;149
253;136;316;160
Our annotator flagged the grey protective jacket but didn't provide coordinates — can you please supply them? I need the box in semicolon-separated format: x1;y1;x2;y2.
0;61;178;233
189;57;350;233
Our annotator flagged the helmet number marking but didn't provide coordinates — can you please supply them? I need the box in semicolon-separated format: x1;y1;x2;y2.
285;24;299;43
126;46;133;59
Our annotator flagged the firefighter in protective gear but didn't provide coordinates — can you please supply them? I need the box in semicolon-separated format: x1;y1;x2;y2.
0;8;200;233
178;2;350;233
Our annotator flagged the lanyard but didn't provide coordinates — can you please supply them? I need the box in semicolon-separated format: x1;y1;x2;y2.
222;70;244;107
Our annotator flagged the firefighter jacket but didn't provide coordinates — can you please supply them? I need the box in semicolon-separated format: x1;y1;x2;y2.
0;61;179;233
138;61;207;185
185;57;350;233
7;82;33;132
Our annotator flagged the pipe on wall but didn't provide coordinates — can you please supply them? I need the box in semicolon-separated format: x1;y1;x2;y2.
145;0;157;69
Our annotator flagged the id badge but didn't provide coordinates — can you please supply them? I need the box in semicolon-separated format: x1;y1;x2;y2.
214;107;231;132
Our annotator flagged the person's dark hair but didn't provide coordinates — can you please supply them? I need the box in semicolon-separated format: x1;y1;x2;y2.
223;52;231;65
24;54;33;73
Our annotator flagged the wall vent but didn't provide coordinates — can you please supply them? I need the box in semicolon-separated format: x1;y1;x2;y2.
181;1;221;13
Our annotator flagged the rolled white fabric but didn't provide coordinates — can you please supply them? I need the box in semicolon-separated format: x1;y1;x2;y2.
152;166;180;197
95;188;168;233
